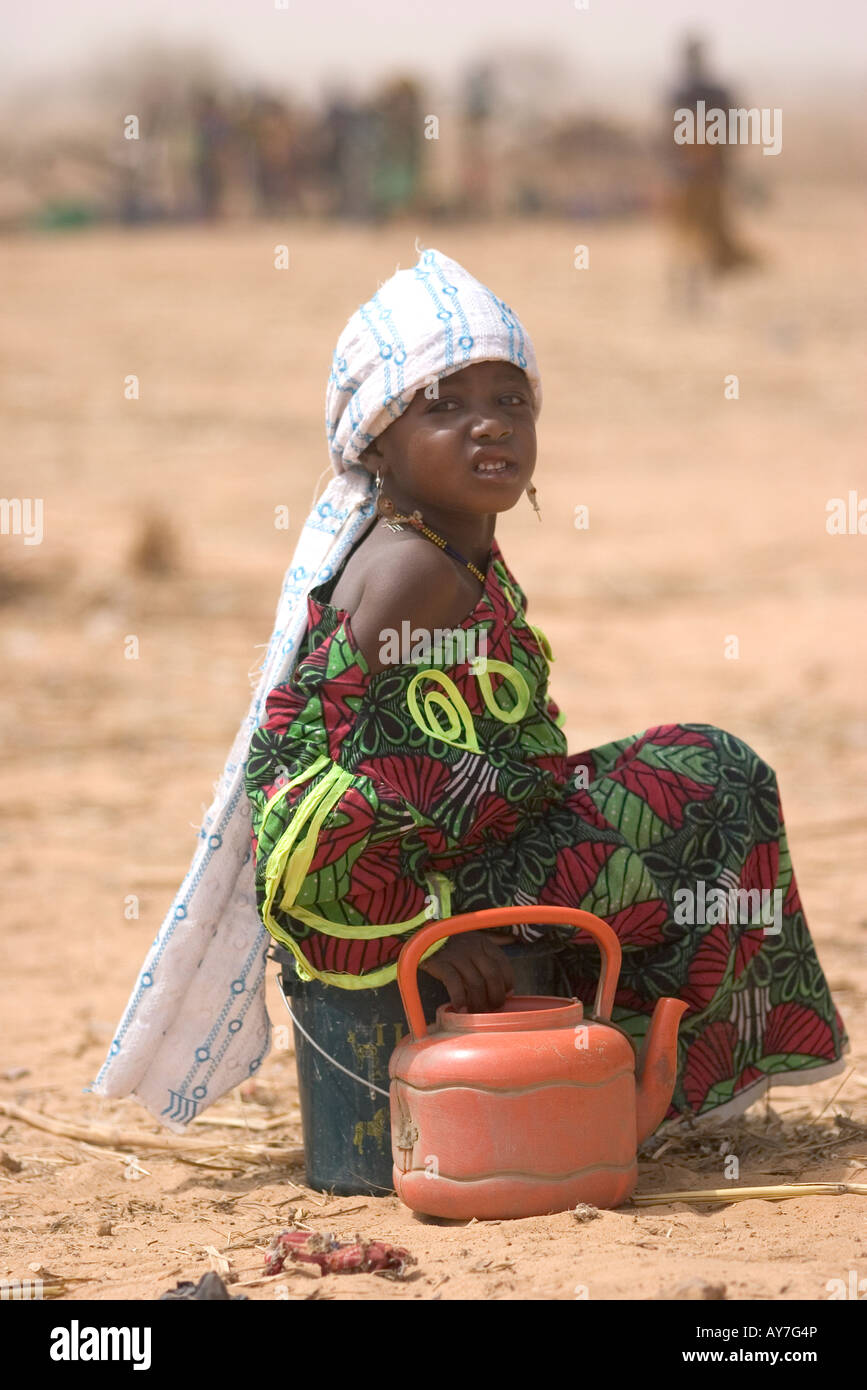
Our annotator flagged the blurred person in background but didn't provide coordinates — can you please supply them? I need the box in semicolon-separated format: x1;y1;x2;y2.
458;62;495;218
662;36;759;310
370;76;423;220
320;89;379;220
191;87;233;219
244;91;301;217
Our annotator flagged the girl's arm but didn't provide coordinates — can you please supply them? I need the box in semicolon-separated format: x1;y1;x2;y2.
330;542;515;1008
248;539;514;1008
345;538;482;676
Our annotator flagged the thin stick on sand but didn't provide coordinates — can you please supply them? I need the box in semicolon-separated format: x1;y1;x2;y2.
633;1182;867;1206
0;1101;304;1165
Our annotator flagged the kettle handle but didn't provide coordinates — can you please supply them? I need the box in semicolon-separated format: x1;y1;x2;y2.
396;906;622;1040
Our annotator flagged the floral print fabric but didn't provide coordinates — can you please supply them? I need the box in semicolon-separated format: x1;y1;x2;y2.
246;539;847;1121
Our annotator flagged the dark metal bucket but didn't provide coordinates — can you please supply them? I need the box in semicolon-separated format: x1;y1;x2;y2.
274;938;574;1196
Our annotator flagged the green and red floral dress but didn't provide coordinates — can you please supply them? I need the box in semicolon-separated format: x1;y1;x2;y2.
246;539;848;1122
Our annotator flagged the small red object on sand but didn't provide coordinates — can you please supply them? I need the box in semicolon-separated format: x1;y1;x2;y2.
265;1230;414;1277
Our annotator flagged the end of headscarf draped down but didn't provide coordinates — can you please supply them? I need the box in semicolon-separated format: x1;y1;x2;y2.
325;247;543;476
91;249;540;1128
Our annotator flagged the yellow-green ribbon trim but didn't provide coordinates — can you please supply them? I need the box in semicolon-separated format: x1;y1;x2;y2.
529;623;555;664
260;763;454;989
406;669;480;752
279;873;452;989
263;761;351;925
474;659;530;725
258;753;330;828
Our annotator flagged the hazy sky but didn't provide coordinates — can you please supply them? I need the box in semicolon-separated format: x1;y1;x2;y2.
4;0;865;107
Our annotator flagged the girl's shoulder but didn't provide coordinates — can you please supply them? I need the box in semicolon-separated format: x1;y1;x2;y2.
284;532;539;686
324;530;486;677
256;537;552;754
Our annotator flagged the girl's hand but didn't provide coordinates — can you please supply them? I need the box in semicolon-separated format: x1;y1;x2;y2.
419;931;515;1013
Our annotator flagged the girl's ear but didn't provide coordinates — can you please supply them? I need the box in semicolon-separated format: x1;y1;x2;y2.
359;440;382;471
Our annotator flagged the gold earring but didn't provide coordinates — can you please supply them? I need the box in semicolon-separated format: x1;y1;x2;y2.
375;467;395;519
526;483;541;521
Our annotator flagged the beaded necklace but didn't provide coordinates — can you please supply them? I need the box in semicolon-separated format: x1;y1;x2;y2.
382;511;488;585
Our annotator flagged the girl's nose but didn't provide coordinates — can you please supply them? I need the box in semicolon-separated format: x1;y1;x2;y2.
469;414;512;440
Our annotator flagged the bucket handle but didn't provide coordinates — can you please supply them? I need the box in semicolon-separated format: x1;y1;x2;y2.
396;906;622;1040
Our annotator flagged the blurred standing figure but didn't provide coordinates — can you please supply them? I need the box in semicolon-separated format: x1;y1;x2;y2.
163;95;198;221
319;95;352;216
459;63;495;218
192;89;232;219
246;93;299;216
663;37;758;310
321;92;378;220
371;77;423;220
117;80;166;223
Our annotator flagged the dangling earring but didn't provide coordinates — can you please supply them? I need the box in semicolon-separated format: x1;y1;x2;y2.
526;483;541;521
375;467;395;520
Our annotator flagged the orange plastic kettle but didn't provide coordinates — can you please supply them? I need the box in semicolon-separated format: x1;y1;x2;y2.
389;907;688;1219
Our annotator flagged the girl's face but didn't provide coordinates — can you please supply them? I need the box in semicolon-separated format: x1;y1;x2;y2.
362;360;537;518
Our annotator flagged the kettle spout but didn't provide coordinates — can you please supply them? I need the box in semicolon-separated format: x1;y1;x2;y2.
635;997;689;1145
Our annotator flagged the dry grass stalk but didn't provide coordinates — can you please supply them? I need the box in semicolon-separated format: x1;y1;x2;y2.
633;1181;867;1206
191;1113;297;1132
0;1101;303;1166
639;1112;867;1174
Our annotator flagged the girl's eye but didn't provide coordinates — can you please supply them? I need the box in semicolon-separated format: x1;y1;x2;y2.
502;392;527;406
427;398;458;412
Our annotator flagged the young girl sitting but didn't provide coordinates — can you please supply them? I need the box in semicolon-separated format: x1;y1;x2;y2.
243;247;847;1126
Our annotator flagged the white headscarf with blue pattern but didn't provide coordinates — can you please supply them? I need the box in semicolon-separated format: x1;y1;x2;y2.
92;247;541;1128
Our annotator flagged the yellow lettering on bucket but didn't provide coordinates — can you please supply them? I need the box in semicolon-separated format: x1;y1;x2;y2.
352;1106;389;1156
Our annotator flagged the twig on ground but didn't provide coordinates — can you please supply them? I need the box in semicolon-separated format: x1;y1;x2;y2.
0;1101;304;1166
813;1067;856;1122
633;1181;867;1206
192;1114;298;1132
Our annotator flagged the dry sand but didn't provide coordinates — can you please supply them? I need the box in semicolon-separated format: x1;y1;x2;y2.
1;189;865;1300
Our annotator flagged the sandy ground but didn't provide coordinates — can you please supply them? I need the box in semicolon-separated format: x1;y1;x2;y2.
1;189;865;1301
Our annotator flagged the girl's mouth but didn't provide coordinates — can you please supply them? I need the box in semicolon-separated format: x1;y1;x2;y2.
472;458;518;478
